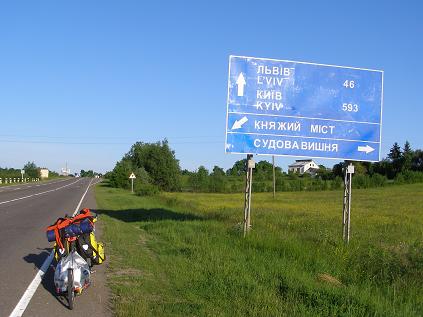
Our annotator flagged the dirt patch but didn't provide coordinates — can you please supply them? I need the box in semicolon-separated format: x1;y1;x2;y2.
113;267;143;277
317;273;343;287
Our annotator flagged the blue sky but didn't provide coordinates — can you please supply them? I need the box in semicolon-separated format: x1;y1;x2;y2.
0;1;422;174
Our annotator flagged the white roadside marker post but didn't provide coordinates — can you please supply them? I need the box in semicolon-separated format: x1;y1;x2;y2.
129;172;136;193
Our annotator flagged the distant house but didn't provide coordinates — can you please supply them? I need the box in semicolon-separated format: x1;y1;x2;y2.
39;168;49;179
288;159;319;175
61;168;71;176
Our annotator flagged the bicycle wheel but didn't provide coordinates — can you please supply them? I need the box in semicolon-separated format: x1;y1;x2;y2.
67;268;75;310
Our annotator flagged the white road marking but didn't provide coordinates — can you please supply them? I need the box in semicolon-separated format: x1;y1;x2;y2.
72;178;94;216
0;180;81;206
9;178;94;317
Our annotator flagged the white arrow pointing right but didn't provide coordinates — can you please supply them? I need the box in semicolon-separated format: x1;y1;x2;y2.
357;145;375;154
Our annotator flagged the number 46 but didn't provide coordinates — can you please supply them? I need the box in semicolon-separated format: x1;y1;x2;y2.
343;80;355;88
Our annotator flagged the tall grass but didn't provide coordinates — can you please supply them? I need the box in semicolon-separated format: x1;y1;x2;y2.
96;183;423;316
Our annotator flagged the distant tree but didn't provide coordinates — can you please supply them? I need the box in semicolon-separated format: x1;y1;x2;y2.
352;162;367;175
80;170;95;177
388;142;403;176
0;167;21;178
388;142;402;161
24;161;38;178
50;170;60;177
372;159;394;178
211;166;225;177
362;161;374;175
209;166;226;192
189;166;209;192
109;159;133;189
411;150;423;172
330;161;366;179
402;141;413;172
125;139;181;191
226;159;247;176
403;141;412;154
104;171;113;179
254;161;273;181
316;165;333;180
332;162;345;178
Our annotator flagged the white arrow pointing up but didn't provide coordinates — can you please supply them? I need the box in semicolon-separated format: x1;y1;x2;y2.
357;145;375;154
236;73;246;97
231;116;248;130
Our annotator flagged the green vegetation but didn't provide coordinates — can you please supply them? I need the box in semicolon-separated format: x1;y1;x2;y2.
0;161;60;185
80;169;102;177
107;139;181;192
106;140;423;194
96;182;423;316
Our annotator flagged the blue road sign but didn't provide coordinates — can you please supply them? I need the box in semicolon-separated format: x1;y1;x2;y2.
225;55;384;162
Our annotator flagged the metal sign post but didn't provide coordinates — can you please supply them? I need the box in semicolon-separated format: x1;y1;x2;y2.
129;172;136;193
342;163;354;243
243;154;255;236
272;155;276;199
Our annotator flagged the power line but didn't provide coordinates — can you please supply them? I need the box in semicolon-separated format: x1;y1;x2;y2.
0;134;222;140
0;139;222;145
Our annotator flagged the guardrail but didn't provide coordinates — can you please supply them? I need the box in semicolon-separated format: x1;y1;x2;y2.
0;177;40;185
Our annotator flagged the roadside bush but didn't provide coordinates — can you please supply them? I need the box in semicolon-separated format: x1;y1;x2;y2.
253;181;267;192
109;159;133;189
208;175;226;193
353;175;371;189
135;182;160;196
125;139;181;191
395;171;423;184
370;173;387;187
331;176;343;190
230;183;240;193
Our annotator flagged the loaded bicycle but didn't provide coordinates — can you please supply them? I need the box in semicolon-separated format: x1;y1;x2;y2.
46;209;105;309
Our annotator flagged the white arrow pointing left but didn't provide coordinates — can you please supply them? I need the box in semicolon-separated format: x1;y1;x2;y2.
231;116;248;130
236;73;246;96
357;145;375;154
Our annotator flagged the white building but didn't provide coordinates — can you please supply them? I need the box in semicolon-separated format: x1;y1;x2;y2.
39;168;49;179
288;159;319;175
61;167;71;176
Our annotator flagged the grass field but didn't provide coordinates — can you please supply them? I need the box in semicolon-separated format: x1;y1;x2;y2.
95;183;423;316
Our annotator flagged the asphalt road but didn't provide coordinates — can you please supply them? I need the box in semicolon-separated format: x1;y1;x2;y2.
0;178;111;317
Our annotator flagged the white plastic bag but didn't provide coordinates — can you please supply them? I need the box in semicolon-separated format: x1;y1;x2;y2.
54;250;90;293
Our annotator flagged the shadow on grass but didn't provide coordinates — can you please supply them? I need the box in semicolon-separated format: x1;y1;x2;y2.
97;208;204;223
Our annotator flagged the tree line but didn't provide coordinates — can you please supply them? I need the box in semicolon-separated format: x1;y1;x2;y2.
105;140;423;195
0;162;59;179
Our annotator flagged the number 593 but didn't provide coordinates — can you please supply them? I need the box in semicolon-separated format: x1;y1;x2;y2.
342;103;359;112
